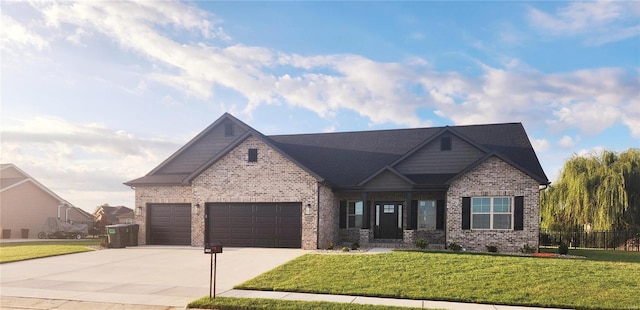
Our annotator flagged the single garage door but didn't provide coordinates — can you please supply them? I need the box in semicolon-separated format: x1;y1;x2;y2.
206;203;301;248
149;204;191;245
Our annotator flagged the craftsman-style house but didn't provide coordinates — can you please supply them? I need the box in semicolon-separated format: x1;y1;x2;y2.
125;113;548;252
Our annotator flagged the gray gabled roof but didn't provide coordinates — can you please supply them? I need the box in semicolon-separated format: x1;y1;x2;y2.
125;114;549;188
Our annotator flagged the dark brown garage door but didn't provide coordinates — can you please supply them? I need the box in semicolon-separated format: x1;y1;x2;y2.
206;203;301;248
149;204;191;245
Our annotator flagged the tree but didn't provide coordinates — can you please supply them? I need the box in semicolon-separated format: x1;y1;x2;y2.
541;148;640;231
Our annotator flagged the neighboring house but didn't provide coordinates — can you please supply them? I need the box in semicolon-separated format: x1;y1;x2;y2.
125;113;549;252
0;164;89;239
94;205;135;227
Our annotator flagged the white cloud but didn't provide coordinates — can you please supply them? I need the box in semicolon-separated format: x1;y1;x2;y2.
0;14;49;51
6;0;636;138
527;1;640;45
531;138;550;152
558;135;577;148
577;146;606;158
0;116;181;210
65;27;89;46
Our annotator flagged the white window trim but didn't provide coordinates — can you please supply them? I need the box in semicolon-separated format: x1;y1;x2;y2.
417;200;437;230
347;201;363;229
471;197;513;230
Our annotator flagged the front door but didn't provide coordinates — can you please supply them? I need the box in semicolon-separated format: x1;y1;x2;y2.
375;202;402;239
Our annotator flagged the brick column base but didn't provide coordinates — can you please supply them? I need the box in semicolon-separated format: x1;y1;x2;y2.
403;230;415;246
359;229;371;247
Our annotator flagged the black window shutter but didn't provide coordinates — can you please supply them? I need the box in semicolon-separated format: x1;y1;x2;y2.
436;200;445;230
462;197;471;230
514;196;524;231
339;201;347;229
363;201;371;229
410;200;418;230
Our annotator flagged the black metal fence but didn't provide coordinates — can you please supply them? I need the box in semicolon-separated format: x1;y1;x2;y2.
539;229;640;251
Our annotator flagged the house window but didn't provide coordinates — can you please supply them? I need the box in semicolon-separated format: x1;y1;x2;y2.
472;197;512;230
348;201;363;228
248;148;258;162
417;200;436;230
224;123;234;136
383;205;394;213
125;218;133;224
441;137;452;151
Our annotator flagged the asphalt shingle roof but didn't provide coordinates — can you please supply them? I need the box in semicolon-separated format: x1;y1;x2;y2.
125;114;548;187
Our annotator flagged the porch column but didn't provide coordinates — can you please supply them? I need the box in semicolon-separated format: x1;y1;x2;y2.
406;192;412;230
362;192;370;229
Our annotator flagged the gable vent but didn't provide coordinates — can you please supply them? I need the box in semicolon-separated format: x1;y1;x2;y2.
224;123;234;136
441;137;452;151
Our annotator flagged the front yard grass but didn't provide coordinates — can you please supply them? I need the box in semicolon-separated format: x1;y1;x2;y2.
0;240;101;263
236;250;640;310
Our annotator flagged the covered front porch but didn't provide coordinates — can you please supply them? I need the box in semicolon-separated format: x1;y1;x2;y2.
337;191;447;248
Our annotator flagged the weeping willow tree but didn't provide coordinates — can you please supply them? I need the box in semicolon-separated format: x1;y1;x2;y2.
541;148;640;231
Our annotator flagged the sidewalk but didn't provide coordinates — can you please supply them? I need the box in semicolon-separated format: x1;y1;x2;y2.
218;289;568;310
0;290;569;310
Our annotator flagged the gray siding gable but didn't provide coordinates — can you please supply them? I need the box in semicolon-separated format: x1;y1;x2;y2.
362;169;413;191
157;122;247;174
395;133;485;174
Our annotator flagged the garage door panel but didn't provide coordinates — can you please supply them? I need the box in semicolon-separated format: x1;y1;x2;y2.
231;216;252;225
206;202;301;248
255;205;277;215
255;229;277;237
231;205;252;214
279;206;300;216
255;239;277;247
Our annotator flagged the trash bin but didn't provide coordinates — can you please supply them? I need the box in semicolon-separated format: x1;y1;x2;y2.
126;224;139;246
106;224;128;248
21;229;29;239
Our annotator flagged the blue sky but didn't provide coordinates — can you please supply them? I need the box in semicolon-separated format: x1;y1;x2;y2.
1;1;638;212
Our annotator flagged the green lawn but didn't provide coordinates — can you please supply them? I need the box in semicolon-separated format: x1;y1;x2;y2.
188;296;427;310
0;240;101;263
236;250;640;310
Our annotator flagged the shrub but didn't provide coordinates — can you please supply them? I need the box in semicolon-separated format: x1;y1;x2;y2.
341;247;350;252
415;239;429;250
558;243;569;255
486;245;498;253
449;242;462;252
326;243;334;250
351;242;359;250
520;243;536;254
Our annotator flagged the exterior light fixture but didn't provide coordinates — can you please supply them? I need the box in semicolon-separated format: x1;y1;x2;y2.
135;206;143;217
193;203;201;215
305;204;311;215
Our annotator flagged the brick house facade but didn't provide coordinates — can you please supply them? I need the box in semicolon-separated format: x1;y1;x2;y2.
125;113;548;252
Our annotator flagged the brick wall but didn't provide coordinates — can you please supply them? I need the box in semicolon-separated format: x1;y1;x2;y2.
446;156;540;253
191;136;319;249
318;184;337;249
134;186;192;245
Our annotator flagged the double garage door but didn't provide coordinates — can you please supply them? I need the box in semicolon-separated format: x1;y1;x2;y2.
206;203;301;248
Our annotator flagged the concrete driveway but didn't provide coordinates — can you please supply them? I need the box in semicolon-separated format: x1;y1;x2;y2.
0;246;305;307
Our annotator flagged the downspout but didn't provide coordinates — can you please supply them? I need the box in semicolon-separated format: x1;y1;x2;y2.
57;203;69;219
316;182;320;250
